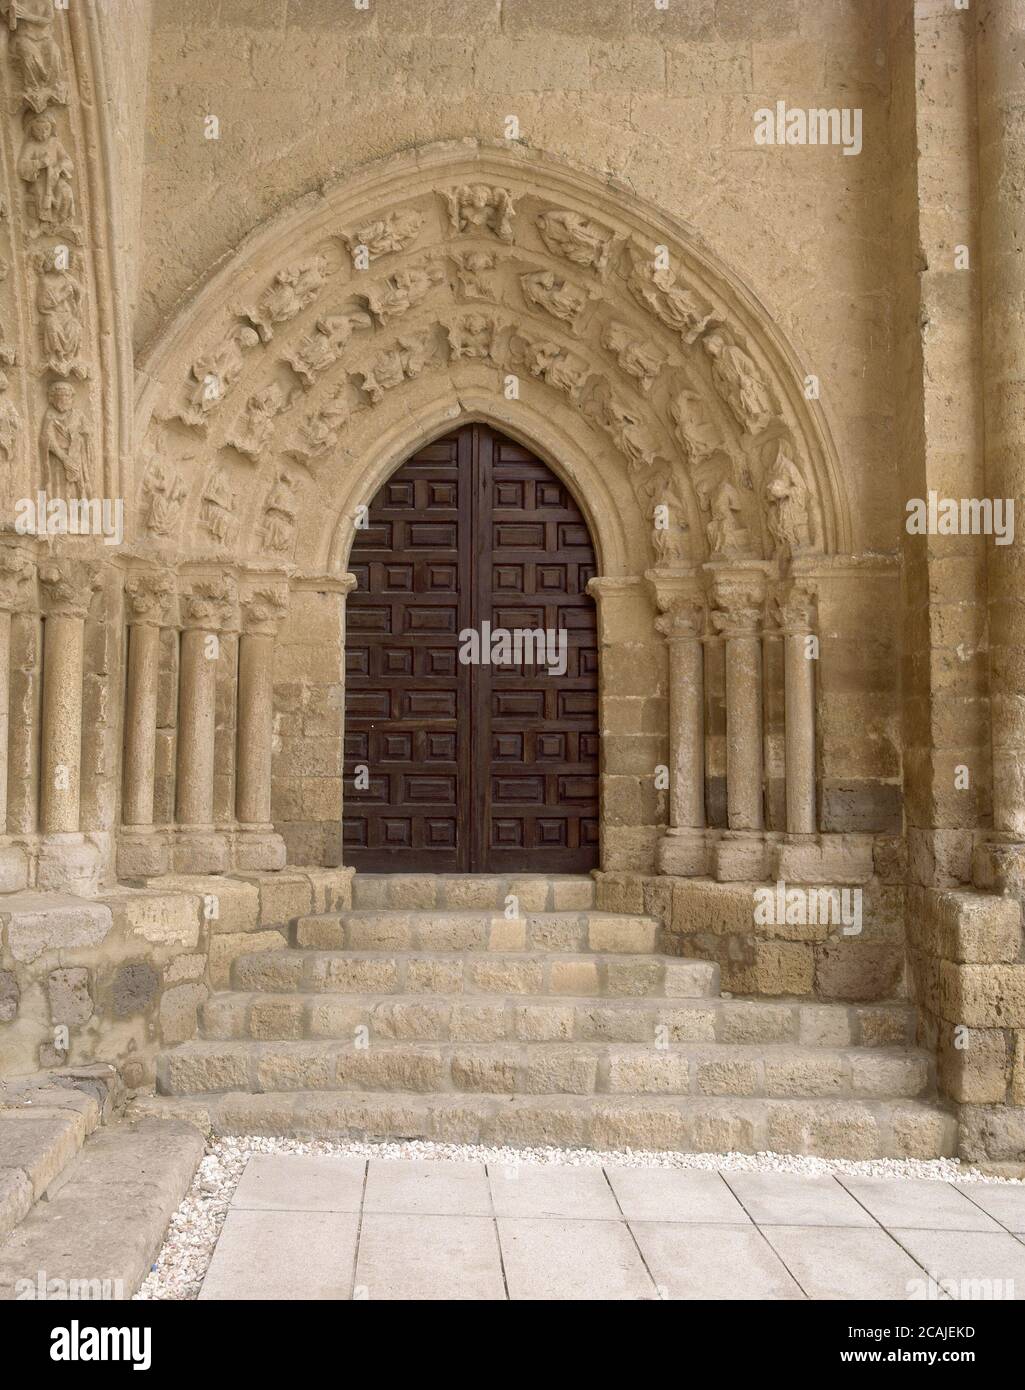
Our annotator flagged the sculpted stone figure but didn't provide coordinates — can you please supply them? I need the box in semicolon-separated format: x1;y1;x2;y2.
358;261;444;325
242;255;329;342
228;383;286;461
141;462;187;537
343;209;423;262
599;395;662;473
601;321;665;394
650;489;690;566
520;269;588;330
515;335;589;398
360;334;431;403
289;387;354;461
2;0;68;112
444;184;515;242
536;210;616;275
18;113;75;227
670;385;725;465
284;311;372;387
34;246;86;378
0;370;21;467
40;380;92;499
764;442;813;555
181;324;260;426
200;469;238;546
705;476;754;556
260;470;300;554
628;249;713;344
452;251;498;301
448;314;497;362
702;331;777;435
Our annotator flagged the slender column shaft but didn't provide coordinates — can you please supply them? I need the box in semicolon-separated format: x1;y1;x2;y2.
724;629;764;831
784;631;816;834
666;631;705;830
236;630;274;826
40;613;84;834
176;626;217;826
122;621;161;826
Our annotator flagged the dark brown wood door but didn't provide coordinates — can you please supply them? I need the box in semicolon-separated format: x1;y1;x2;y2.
344;423;599;872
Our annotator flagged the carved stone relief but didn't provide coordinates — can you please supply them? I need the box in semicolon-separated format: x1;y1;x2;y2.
443;185;515;242
342;209;423;263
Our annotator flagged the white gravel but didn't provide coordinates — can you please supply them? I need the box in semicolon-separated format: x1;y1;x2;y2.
135;1135;1024;1301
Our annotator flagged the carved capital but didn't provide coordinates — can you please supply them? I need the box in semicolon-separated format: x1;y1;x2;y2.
240;582;290;636
655;595;706;641
179;574;239;632
124;569;175;626
708;568;767;638
38;557;101;619
773;581;817;635
0;546;35;613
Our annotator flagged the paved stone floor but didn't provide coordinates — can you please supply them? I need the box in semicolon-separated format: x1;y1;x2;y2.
195;1155;1025;1300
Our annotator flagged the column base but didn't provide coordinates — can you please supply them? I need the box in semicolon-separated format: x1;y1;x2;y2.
771;834;874;885
713;831;769;882
37;833;101;896
172;828;230;875
232;827;287;872
657;827;709;877
973;836;1025;897
117;827;172;879
0;842;29;893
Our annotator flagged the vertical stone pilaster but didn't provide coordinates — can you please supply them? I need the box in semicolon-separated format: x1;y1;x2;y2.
36;557;102;895
708;563;770;881
118;568;175;877
174;574;238;874
235;579;290;871
975;1;1025;892
649;571;708;876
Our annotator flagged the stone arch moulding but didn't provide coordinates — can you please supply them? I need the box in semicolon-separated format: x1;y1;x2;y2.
133;140;850;579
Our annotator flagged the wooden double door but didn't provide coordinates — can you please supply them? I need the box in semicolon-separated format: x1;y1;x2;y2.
343;423;599;872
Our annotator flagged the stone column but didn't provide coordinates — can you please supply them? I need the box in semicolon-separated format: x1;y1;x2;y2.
708;564;769;881
234;580;290;871
174;574;237;874
776;581;817;836
118;569;175;877
975;3;1025;890
37;557;102;894
650;573;708;876
0;546;34;891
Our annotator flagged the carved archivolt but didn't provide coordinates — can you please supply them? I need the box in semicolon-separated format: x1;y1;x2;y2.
134;144;848;575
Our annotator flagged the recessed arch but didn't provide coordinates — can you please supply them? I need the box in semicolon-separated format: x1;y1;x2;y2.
132;140;851;578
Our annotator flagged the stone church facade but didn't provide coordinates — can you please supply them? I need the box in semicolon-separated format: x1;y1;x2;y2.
0;0;1023;1170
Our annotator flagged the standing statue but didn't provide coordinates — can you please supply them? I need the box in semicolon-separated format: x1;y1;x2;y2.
40;380;92;499
18;113;75;227
702;331;777;435
764;442;813;555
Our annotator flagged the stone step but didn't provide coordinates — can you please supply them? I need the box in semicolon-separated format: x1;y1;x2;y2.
0;1117;204;1300
156;1039;932;1101
0;1083;105;1246
294;909;661;954
232;949;717;998
129;1089;959;1161
201;990;917;1049
352;873;596;912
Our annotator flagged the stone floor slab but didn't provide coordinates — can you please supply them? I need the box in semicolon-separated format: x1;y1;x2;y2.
761;1225;932;1300
886;1228;1025;1300
199;1208;359;1300
629;1221;805;1300
954;1184;1025;1234
231;1154;366;1212
838;1178;1005;1233
498;1217;657;1300
606;1167;751;1224
488;1161;620;1220
363;1158;492;1216
724;1172;877;1228
355;1213;505;1300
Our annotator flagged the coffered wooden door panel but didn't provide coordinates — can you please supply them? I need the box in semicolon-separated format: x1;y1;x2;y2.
344;423;599;872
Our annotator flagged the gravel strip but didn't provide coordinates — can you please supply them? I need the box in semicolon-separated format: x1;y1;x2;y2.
136;1136;1023;1301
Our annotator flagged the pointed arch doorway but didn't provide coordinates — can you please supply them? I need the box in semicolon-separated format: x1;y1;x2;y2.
343;422;600;872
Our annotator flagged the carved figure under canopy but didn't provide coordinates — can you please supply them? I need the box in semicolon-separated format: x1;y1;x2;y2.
40;380;92;499
18;113;75;226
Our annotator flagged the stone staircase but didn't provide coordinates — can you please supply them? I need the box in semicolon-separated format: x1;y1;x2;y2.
149;874;958;1158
